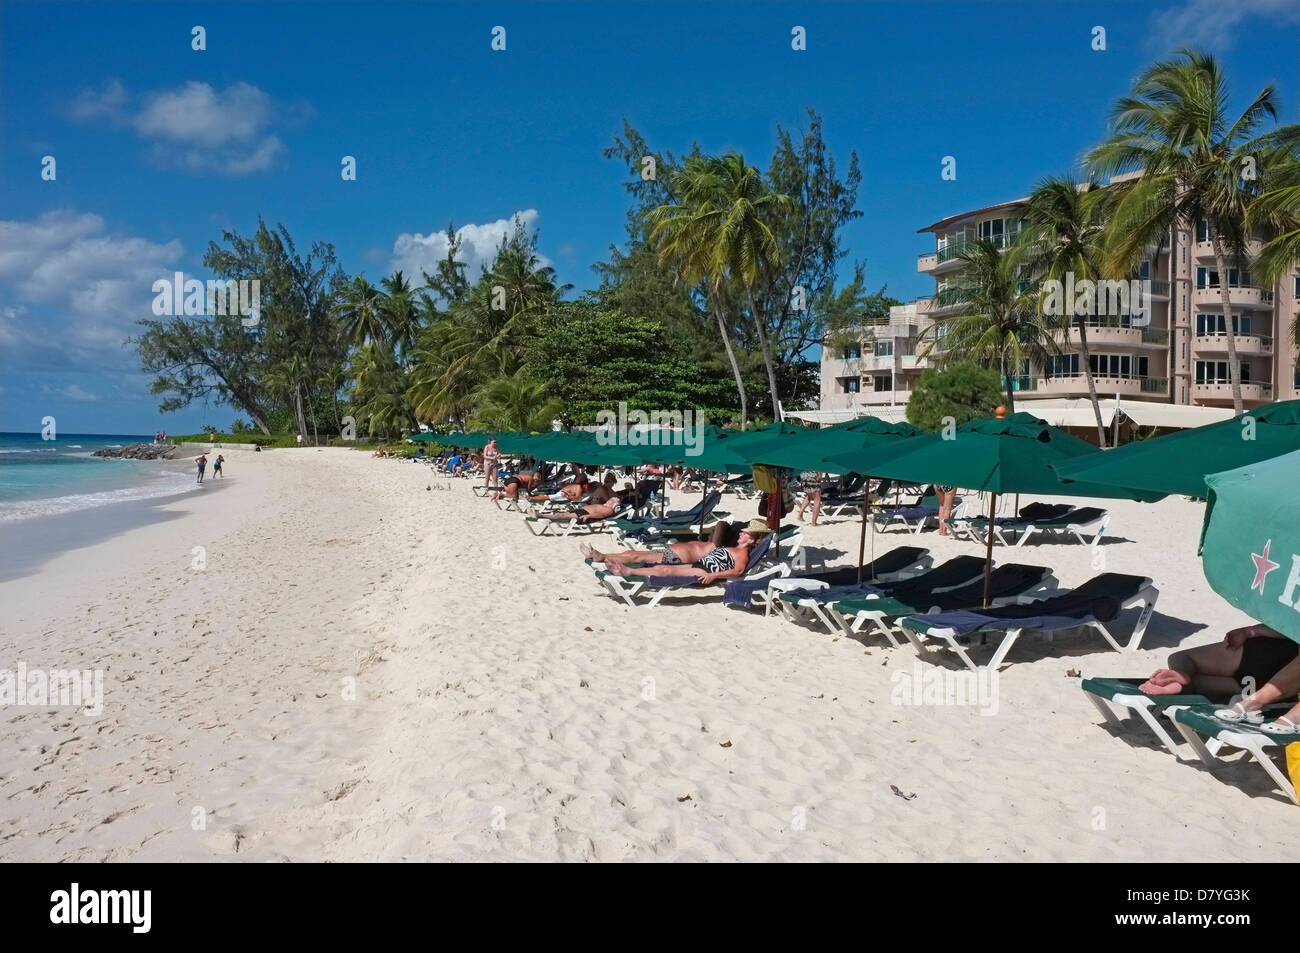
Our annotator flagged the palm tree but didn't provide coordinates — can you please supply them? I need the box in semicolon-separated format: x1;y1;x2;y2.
1086;49;1300;413
1018;176;1111;446
266;354;311;441
405;228;565;427
1249;144;1300;349
470;372;563;433
380;270;421;362
337;275;387;348
317;362;347;433
349;341;411;438
918;239;1057;412
651;154;793;424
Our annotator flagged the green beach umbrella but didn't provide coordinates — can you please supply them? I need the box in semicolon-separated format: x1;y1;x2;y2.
827;412;1163;604
740;416;921;473
1055;400;1300;499
1200;450;1300;641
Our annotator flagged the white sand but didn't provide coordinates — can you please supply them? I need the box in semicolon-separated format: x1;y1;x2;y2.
2;447;1297;861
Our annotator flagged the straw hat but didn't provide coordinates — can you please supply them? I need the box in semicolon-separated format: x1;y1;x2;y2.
742;518;772;536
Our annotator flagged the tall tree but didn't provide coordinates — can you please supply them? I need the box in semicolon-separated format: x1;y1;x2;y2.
135;220;345;434
919;239;1057;411
1018;176;1110;446
1086;49;1300;413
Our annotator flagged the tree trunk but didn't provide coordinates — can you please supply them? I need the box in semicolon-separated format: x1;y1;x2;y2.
1211;236;1244;414
744;285;783;419
1075;320;1107;447
713;299;748;430
293;385;309;440
1003;371;1016;413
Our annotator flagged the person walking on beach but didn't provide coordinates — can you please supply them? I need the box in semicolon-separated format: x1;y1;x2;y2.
484;438;500;490
213;454;224;478
195;453;208;484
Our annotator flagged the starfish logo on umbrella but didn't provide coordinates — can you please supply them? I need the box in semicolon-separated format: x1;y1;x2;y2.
1250;539;1280;594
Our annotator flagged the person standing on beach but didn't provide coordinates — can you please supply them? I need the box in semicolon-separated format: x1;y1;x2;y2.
296;433;303;449
213;454;224;478
484;438;500;490
195;454;207;484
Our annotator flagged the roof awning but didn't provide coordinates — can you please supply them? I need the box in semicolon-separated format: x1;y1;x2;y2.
786;407;912;427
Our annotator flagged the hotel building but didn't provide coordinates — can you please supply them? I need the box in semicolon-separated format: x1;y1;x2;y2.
820;192;1300;417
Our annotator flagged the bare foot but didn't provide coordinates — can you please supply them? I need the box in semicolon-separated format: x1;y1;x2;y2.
606;562;629;577
1139;679;1187;696
579;542;596;559
1148;669;1189;686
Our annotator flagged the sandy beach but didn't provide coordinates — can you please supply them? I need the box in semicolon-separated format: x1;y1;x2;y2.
0;446;1296;862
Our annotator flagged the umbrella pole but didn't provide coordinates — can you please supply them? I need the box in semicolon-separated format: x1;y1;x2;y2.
857;483;869;584
983;491;997;608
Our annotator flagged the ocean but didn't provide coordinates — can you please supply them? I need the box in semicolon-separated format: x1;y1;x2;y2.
0;433;199;523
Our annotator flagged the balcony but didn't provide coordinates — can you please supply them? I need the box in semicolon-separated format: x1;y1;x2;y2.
1141;327;1170;346
1192;380;1273;403
1192;333;1273;356
1146;279;1171;299
1193;238;1263;261
917;253;937;273
820;391;909;411
1064;322;1143;347
1192;285;1275;309
1032;374;1169;397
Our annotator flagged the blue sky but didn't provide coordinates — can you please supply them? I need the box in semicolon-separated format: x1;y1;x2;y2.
2;0;1296;434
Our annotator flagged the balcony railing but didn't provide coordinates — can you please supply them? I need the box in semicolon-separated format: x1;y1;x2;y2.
935;233;1013;263
1146;279;1171;297
1141;327;1169;345
1141;377;1169;394
1036;372;1168;393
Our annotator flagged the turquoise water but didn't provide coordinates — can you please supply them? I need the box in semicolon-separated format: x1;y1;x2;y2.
0;432;198;523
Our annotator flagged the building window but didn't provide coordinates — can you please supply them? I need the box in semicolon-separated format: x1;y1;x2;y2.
874;340;893;357
979;219;1005;246
1195;361;1251;384
1294;275;1300;299
840;377;860;393
843;345;860;360
1137;356;1150;378
1138;260;1151;280
1196;220;1212;242
1196;313;1251;336
1050;354;1079;377
873;375;891;392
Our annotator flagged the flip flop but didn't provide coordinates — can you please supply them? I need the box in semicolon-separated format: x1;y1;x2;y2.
1215;703;1265;725
1261;716;1300;736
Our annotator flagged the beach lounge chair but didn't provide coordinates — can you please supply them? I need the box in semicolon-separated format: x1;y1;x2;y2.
945;502;1074;543
988;505;1110;548
1080;677;1228;759
899;573;1159;671
726;545;931;613
594;532;788;609
829;563;1057;645
611;492;727;546
777;555;988;634
1169;705;1300;805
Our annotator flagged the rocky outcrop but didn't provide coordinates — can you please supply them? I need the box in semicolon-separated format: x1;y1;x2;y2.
93;443;182;460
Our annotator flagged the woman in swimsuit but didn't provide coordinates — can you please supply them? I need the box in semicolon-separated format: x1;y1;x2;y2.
483;439;500;490
581;519;770;585
534;487;632;523
492;471;541;501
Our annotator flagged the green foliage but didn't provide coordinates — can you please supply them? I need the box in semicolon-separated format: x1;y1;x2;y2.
230;418;251;434
905;363;1005;433
525;302;738;425
172;432;299;448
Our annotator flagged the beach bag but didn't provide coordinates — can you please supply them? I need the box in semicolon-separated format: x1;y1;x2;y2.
1288;743;1300;796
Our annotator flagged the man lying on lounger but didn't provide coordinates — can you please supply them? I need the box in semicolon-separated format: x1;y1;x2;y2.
532;485;633;523
580;519;770;585
526;462;592;503
492;470;543;501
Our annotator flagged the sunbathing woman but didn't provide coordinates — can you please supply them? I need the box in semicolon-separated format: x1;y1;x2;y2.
1140;623;1300;711
580;519;770;585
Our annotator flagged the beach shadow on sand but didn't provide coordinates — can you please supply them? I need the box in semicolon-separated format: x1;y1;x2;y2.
0;477;235;584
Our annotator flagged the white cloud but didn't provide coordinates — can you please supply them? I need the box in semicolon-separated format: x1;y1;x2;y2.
1147;0;1300;52
388;210;550;288
0;210;183;370
41;382;100;403
68;80;299;176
